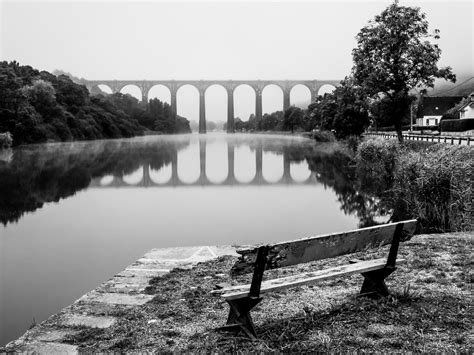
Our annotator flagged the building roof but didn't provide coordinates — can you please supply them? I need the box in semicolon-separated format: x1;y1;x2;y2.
457;92;474;111
417;96;464;117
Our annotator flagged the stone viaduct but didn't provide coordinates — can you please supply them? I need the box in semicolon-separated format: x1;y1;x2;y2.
82;79;341;133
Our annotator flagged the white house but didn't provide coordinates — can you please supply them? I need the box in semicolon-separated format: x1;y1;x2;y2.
416;96;464;127
458;93;474;119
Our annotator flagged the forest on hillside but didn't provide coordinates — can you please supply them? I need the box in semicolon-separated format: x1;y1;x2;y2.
0;61;190;146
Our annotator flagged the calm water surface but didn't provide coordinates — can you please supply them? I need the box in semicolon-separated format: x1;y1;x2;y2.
0;133;387;345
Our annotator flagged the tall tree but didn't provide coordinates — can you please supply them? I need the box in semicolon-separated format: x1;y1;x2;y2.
283;106;304;133
351;0;455;142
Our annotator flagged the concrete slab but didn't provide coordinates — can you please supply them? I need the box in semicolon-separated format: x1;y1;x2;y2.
35;330;79;342
62;314;116;329
143;247;202;260
12;341;78;354
82;291;154;305
210;245;239;257
116;269;168;278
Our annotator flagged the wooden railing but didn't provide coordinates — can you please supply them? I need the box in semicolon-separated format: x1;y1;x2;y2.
364;132;472;146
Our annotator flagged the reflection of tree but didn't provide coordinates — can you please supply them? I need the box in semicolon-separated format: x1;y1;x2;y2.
304;144;392;228
0;138;190;225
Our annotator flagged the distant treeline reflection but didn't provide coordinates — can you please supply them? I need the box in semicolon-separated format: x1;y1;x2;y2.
0;137;390;226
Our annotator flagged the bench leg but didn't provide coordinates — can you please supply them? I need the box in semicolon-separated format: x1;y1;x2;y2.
217;297;262;339
359;267;395;298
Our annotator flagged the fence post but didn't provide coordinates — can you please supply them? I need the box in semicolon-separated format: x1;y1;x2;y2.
444;136;447;143
468;137;471;146
451;137;454;145
458;137;462;145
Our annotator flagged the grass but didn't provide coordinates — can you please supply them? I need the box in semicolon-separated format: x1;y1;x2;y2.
60;232;472;352
356;138;473;232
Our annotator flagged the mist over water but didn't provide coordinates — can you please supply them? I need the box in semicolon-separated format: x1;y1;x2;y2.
0;133;388;345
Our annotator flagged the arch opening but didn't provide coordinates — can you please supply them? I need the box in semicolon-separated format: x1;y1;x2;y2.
148;84;171;105
120;84;142;101
262;152;284;183
177;84;199;130
290;84;311;108
206;140;228;183
122;167;143;185
150;164;172;184
205;84;227;131
99;175;114;186
318;84;337;96
234;145;256;183
290;160;312;182
97;84;113;94
262;84;283;114
177;139;200;184
234;84;255;122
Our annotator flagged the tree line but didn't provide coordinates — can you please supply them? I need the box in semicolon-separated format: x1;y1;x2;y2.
0;61;191;146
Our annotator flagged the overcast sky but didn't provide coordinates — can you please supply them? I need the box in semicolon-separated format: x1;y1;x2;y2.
1;0;472;122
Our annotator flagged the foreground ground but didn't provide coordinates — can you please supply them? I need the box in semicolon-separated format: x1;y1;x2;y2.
68;233;472;352
3;232;472;353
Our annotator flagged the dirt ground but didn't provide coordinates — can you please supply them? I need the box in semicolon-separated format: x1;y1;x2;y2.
62;232;472;352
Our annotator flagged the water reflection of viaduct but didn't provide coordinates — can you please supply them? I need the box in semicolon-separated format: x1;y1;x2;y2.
83;79;341;133
88;142;316;188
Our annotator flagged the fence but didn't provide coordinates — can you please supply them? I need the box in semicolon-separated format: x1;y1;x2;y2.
364;132;472;146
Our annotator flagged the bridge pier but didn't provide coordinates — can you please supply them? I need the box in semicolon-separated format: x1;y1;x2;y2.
170;86;178;116
283;90;291;111
199;140;207;183
171;151;178;186
142;163;151;187
199;90;206;133
227;88;235;133
255;89;263;125
254;144;263;184
141;93;148;110
282;152;291;183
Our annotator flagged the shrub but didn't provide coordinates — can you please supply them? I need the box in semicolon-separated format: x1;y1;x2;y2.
344;135;361;152
312;130;336;142
0;132;13;148
393;145;472;232
356;138;400;194
440;119;474;132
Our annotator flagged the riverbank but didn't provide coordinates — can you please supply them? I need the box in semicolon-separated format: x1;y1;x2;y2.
2;232;471;353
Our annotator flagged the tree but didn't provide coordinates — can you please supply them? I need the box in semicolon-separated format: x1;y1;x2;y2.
331;80;370;138
283;106;304;132
352;0;455;142
22;79;57;115
306;79;369;138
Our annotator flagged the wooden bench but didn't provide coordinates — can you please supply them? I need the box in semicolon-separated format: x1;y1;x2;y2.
212;219;418;339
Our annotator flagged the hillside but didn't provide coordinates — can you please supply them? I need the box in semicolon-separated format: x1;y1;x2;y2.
425;76;474;97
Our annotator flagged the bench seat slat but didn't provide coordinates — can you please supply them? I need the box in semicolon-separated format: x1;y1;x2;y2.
232;219;417;275
215;258;405;300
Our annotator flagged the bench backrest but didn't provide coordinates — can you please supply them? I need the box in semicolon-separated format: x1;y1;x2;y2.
231;219;418;275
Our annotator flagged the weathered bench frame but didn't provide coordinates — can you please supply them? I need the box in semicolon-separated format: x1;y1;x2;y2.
212;219;418;339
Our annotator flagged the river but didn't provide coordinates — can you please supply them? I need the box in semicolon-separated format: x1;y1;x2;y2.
0;133;389;345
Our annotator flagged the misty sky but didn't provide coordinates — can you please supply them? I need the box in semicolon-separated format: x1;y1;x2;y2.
1;0;472;122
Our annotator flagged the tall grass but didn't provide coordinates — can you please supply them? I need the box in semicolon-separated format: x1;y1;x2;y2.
394;145;472;232
356;138;473;232
356;138;400;195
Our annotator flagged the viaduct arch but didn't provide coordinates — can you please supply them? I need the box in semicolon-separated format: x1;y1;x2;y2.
83;79;341;133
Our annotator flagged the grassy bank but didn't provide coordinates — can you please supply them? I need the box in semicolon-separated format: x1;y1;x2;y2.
61;232;472;352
